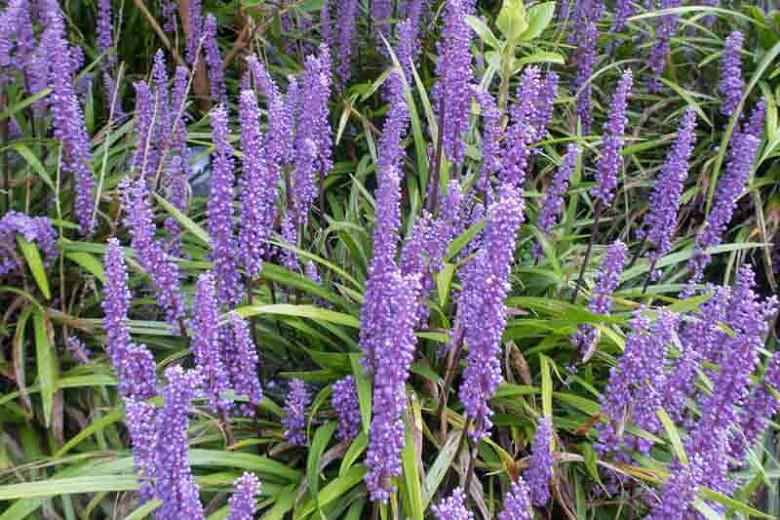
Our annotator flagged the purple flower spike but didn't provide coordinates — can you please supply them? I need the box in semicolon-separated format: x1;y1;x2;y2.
161;0;177;33
132;81;157;179
65;336;91;364
42;7;96;234
472;86;501;192
730;353;780;464
645;457;703;520
154;365;205;520
591;69;632;208
497;479;533;520
434;0;474;166
332;375;361;441
743;97;766;140
334;0;359;86
97;0;114;67
226;472;261;520
190;273;231;413
574;20;597;135
225;311;263;418
0;211;58;277
458;186;525;441
101;239;158;401
719;31;744;117
534;145;580;261
123;399;158;501
121;178;185;324
185;0;203;65
499;66;542;188
433;488;474;520
610;0;634;37
208;105;243;307
638;108;696;278
203;14;226;104
282;378;310;446
572;240;627;363
525;416;554;506
647;0;682;93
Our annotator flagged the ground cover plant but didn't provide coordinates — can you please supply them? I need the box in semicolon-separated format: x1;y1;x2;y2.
1;0;779;518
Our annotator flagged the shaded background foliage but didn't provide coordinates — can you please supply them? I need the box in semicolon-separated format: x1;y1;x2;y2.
1;0;779;519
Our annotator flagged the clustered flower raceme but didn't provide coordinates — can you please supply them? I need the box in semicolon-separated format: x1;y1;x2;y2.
534;144;580;261
0;211;57;277
719;31;745;117
433;488;474;520
282;378;310;447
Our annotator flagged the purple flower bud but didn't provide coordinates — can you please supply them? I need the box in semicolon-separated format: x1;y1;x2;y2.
282;378;310;446
123;398;158;501
497;479;533;520
226;472;261;520
203;14;226;104
332;375;361;441
591;69;632;208
42;6;96;234
638;108;696;278
154;365;205;520
525;416;553;506
647;0;682;92
121;178;185;324
185;0;202;65
534;145;580;261
719;31;744;117
65;336;91;364
190;273;231;413
225;312;263;417
238;90;275;277
433;488;473;520
208;105;243;307
0;211;58;276
572;240;627;363
434;0;474;166
458;186;525;441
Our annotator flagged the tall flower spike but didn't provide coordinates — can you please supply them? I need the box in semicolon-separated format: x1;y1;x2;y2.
132;81;157;179
742;97;766;140
647;0;682;93
282;379;310;446
225;312;263;417
334;0;359;86
525;417;553;506
719;31;744;117
572;240;627;364
534;145;580;261
574;20;597;134
610;0;634;39
472;86;501;194
533;71;559;138
154;366;205;520
203;14;226;104
185;0;202;65
332;375;361;441
458;186;525;441
151;49;171;155
161;0;177;33
42;6;96;234
123;399;158;501
497;479;533;520
226;472;261;520
499;66;542;188
645;457;703;520
638;108;696;279
591;69;632;208
96;0;114;67
101;239;158;401
432;488;474;520
434;0;474;165
190;273;231;413
238;89;269;277
121;178;185;324
687;103;763;289
208;105;242;306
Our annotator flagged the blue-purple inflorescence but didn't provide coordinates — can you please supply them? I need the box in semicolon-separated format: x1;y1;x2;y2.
0;211;57;276
572;240;627;363
123;398;158;501
203;14;226;104
637;108;697;278
96;0;113;67
434;0;474;166
591;69;632;208
132;81;157;179
573;20;597;134
647;0;682;92
472;86;502;194
65;336;91;364
225;312;263;417
208;105;243;306
534;145;580;261
226;472;261;520
190;273;231;413
497;478;533;520
154;365;205;520
525;416;554;506
102;239;158;402
121;177;185;325
42;5;96;234
432;488;474;520
332;375;361;441
334;0;359;86
645;456;703;520
185;0;202;65
719;31;744;117
282;378;310;446
458;186;525;441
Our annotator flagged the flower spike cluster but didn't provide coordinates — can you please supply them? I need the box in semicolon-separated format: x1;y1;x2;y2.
534;145;580;261
332;375;361;441
719;31;744;117
497;479;533;520
225;312;263;417
226;472;261;520
432;488;474;520
282;378;310;446
0;211;57;277
525;416;554;506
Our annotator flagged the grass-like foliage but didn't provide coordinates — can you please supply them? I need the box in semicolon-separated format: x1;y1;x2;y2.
1;0;779;518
